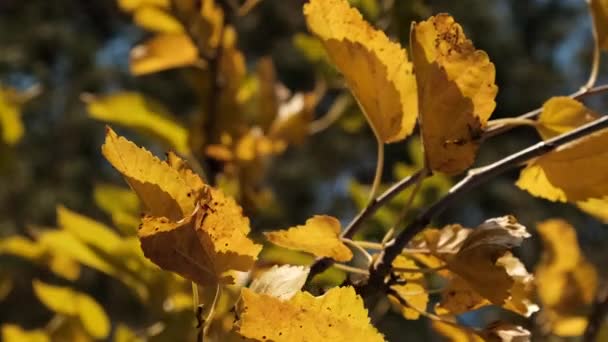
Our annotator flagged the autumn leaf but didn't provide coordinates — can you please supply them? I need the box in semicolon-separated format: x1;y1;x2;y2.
133;6;182;33
516;127;608;202
577;197;608;223
130;34;199;75
535;219;597;337
102;127;202;220
268;93;317;145
389;283;428;320
172;0;224;57
32;280;110;339
411;14;498;174
93;183;141;234
249;265;309;300
304;0;417;143
0;85;34;145
415;217;537;316
265;215;353;262
536;97;599;140
432;321;531;342
591;0;608;50
118;0;169;12
236;287;384;341
85;92;190;154
1;324;49;342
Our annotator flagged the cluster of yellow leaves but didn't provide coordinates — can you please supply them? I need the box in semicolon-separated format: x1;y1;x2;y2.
516;97;608;223
305;0;498;174
535;219;598;337
410;216;537;318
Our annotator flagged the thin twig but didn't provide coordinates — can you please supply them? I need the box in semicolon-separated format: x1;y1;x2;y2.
368;136;385;202
334;263;370;276
583;282;608;342
584;0;601;91
393;264;447;274
342;238;373;263
308;94;351;134
362;115;608;296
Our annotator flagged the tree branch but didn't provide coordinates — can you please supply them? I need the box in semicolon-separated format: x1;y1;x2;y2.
362;114;608;296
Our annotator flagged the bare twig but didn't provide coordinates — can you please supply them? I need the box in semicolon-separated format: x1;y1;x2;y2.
362;115;608;296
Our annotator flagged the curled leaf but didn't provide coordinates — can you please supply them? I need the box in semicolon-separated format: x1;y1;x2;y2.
412;14;497;174
265;215;353;262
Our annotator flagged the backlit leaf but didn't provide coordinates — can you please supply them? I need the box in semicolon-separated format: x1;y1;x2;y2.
133;6;182;33
130;34;198;75
1;325;49;342
102;127;201;220
389;282;428;320
249;265;309;300
94;183;141;234
577;197;608;223
86;92;190;154
536;97;598;140
265;215;353;262
0;86;25;145
516;128;608;202
411;14;497;174
535;219;597;336
118;0;168;12
33;280;110;339
304;0;417;143
236;287;384;342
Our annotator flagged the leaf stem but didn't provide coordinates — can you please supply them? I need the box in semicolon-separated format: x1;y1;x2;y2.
342;238;373;263
334;263;370;276
393;264;447;274
363;114;608;296
350;240;385;250
486;117;538;129
191;282;199;314
202;284;221;338
584;0;601;92
368;136;385;203
309;95;351;135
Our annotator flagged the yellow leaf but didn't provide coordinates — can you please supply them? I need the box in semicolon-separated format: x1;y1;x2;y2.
114;324;144;342
237;287;384;342
430;217;537;316
86;92;190;154
591;0;608;50
479;322;531;342
172;0;224;57
304;0;417;143
57;206;123;252
269;93;317;145
265;215;353;262
577;197;608;223
536;97;598;140
102;127;201;220
389;283;428;320
130;34;198;75
535;219;597;337
516;128;608;202
1;325;49;342
0;86;24;145
32;280;110;339
94;183;141;234
133;6;182;33
411;14;498;174
118;0;168;12
138;186;262;286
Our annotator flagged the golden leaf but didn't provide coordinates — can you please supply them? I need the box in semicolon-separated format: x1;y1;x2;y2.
32;280;110;339
432;321;484;342
118;0;168;12
236;287;384;342
86;92;190;154
94;183;141;234
591;0;608;50
535;219;598;337
411;14;497;174
536;97;598;140
1;325;49;342
265;215;353;262
516;128;608;202
577;197;608;223
389;283;428;320
133;6;182;33
269;93;317;145
304;0;417;143
102;127;200;220
172;0;224;57
433;321;531;342
138;183;261;286
0;86;25;145
130;34;198;75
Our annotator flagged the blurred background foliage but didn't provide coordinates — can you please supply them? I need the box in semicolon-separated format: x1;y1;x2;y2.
0;0;606;341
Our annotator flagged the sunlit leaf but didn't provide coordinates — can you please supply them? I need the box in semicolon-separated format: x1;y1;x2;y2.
411;14;497;174
0;86;25;145
516;128;608;202
236;287;384;341
265;215;353;262
33;280;110;339
86;92;190;154
577;197;608;223
304;0;417;143
130;34;199;75
118;0;168;12
94;183;141;234
249;265;309;300
536;97;598;140
535;219;597;336
1;324;49;342
389;282;428;320
133;6;182;33
269;93;317;145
